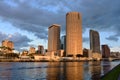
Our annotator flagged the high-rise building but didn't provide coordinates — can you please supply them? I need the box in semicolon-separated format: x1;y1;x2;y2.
90;30;100;53
102;45;110;58
60;35;66;57
61;35;66;50
48;24;60;56
66;12;82;57
2;40;14;53
29;47;35;54
37;45;44;54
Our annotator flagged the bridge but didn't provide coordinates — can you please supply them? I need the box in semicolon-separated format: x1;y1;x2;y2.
102;58;120;61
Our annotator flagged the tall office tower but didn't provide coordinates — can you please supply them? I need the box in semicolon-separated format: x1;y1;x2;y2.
102;45;110;58
66;12;82;57
29;47;35;54
48;24;60;55
37;45;44;54
2;40;14;53
90;30;100;53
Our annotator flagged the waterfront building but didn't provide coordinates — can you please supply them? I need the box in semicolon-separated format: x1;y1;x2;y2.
2;40;14;53
102;45;110;58
48;24;60;56
58;50;64;57
83;48;89;57
89;30;101;59
66;12;82;57
36;45;44;54
21;50;28;56
29;47;35;54
2;40;9;47
90;30;100;53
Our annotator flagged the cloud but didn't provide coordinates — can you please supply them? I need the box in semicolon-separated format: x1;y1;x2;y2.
0;0;120;43
0;31;32;51
0;0;67;39
106;34;119;42
0;32;8;42
8;33;33;51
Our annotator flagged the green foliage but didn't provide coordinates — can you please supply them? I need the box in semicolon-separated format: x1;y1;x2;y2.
101;64;120;80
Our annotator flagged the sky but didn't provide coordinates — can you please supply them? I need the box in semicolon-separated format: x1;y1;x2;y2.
0;0;120;52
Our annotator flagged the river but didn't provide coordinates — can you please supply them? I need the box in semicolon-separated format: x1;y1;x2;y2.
0;61;119;80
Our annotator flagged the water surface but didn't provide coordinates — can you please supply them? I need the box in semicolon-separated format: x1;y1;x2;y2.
0;61;119;80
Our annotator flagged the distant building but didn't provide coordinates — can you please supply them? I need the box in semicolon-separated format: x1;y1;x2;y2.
2;40;14;53
60;35;66;56
58;50;64;57
22;50;28;56
90;30;101;60
48;24;60;56
36;45;44;54
61;35;66;50
29;47;35;54
66;12;83;57
90;30;100;53
102;45;110;58
83;48;89;57
2;40;9;47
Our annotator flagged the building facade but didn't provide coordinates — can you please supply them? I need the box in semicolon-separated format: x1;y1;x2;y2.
66;12;83;57
102;45;110;58
29;47;35;54
48;24;60;56
2;40;14;53
90;30;100;53
61;35;66;50
37;45;44;54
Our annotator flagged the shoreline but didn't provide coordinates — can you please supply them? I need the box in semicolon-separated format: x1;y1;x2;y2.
0;59;119;62
100;64;120;80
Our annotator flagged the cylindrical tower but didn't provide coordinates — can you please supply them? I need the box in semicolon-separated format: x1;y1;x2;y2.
66;12;83;57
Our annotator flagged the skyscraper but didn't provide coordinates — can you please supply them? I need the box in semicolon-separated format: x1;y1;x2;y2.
90;30;100;53
48;24;60;55
61;35;66;50
102;45;110;58
66;12;82;57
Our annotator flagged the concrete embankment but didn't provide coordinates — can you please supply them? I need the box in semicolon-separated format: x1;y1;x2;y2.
100;64;120;80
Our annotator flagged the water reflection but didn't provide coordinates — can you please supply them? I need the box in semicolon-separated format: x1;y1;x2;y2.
65;62;83;80
89;61;101;80
0;61;119;80
102;61;111;75
0;62;13;80
47;62;83;80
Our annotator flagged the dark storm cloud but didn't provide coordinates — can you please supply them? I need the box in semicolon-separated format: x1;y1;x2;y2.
0;0;67;39
106;35;118;42
0;0;120;42
0;31;32;51
80;0;120;41
9;33;33;51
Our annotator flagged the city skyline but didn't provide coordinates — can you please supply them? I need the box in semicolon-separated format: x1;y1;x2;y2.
0;0;120;52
